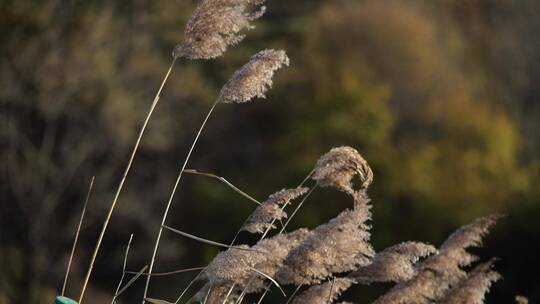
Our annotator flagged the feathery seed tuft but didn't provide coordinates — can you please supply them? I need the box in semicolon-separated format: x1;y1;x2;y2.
173;0;266;59
312;146;373;195
218;49;290;103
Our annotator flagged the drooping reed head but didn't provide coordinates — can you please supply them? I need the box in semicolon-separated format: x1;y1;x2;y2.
374;216;500;304
277;197;374;285
173;0;266;59
312;146;373;195
439;259;500;304
241;187;308;234
350;241;437;284
202;228;311;292
217;49;290;103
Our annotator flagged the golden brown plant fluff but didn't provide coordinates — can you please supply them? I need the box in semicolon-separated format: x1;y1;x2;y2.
374;216;499;304
242;187;308;234
349;241;437;284
439;259;500;304
312;146;373;195
277;194;374;285
202;228;311;291
173;0;266;59
217;49;289;103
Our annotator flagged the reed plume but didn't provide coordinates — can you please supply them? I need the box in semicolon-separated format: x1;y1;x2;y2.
218;49;290;103
312;146;373;195
374;216;499;304
173;0;266;59
349;241;437;284
203;229;311;292
242;187;308;234
440;259;500;304
277;192;374;285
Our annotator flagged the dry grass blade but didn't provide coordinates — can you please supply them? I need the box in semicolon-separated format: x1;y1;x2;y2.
79;58;177;304
277;186;317;234
285;285;303;304
203;286;212;304
174;269;205;304
248;267;286;297
184;169;260;205
143;99;220;303
327;278;335;304
256;284;271;304
61;176;94;296
145;298;174;304
115;265;148;298
162;225;260;252
112;234;134;303
222;284;235;304
127;266;205;277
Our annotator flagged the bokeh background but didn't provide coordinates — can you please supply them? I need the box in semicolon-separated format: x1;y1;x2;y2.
1;0;540;303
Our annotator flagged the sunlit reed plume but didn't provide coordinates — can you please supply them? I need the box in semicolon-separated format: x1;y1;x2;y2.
218;49;290;103
277;193;374;285
242;187;308;234
440;259;500;304
375;216;499;304
173;0;266;59
350;242;437;284
312;146;373;195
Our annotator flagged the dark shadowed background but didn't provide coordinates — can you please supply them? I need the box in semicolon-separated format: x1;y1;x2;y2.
1;0;539;303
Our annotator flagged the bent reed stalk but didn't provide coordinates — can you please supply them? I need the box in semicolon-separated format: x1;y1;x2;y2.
142;98;220;303
78;58;177;304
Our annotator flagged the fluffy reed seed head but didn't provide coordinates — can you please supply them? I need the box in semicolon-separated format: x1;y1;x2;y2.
173;0;266;59
434;215;499;268
277;194;374;285
246;228;312;293
374;216;499;304
349;241;437;284
202;228;311;291
292;278;354;304
217;49;290;103
242;187;308;234
516;296;529;304
312;146;373;195
439;259;500;304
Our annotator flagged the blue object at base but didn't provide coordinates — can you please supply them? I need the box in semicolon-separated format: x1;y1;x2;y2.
55;296;78;304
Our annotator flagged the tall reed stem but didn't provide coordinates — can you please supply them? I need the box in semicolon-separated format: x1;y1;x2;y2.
142;98;220;303
61;176;94;296
78;58;176;304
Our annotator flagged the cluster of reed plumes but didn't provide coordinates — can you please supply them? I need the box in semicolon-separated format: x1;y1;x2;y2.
174;146;502;304
62;0;510;304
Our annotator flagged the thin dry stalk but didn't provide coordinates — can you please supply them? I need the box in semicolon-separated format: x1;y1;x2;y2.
61;176;94;296
184;169;261;205
112;234;134;303
116;265;148;299
128;267;205;277
144;49;289;302
79;58;177;304
143;98;220;303
162;224;262;252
